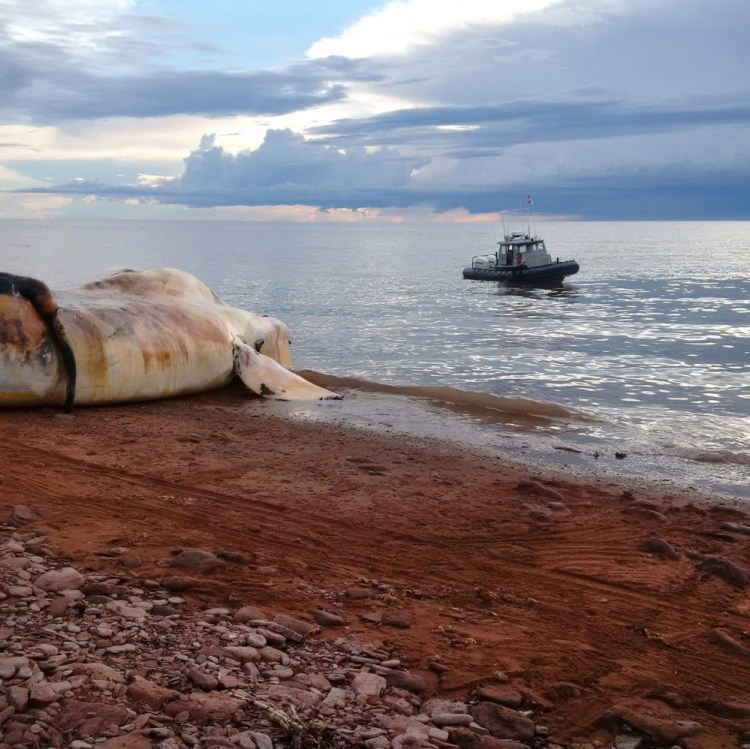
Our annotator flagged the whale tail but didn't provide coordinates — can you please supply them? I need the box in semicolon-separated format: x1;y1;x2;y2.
232;338;341;401
0;273;77;411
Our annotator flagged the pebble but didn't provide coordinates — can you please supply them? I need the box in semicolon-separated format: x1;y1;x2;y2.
2;547;444;749
0;513;714;749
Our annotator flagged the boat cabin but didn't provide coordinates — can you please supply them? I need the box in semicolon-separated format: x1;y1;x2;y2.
497;232;552;268
469;232;553;271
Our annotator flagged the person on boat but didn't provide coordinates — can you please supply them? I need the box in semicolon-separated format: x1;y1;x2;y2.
512;252;528;276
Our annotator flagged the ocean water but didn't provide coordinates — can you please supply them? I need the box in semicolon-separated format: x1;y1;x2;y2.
1;219;748;499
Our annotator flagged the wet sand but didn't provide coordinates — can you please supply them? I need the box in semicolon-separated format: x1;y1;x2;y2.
2;385;750;747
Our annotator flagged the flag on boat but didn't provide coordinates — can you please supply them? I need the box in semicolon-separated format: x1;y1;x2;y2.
527;194;533;206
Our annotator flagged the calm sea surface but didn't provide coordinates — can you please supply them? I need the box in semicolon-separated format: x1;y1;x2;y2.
1;219;748;499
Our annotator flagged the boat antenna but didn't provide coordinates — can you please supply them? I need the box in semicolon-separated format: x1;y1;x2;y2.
500;210;506;239
528;193;536;238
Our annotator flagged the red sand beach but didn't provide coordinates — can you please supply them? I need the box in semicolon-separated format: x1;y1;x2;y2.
2;386;750;747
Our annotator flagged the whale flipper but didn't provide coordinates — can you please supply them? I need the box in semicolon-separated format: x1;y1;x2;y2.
232;339;340;401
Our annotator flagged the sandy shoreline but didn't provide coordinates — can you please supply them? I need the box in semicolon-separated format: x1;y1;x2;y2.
2;387;750;747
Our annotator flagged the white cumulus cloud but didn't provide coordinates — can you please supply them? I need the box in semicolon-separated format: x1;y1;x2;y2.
307;0;560;59
178;129;429;191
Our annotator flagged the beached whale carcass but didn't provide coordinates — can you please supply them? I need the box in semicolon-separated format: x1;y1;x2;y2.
0;267;339;409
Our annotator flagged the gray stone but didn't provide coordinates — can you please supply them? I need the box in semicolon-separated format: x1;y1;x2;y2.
321;687;348;708
34;567;85;592
224;646;261;663
352;672;387;699
697;556;750;588
169;548;219;572
475;686;523;709
161;575;202;591
643;538;679;560
259;646;287;664
471;702;535;742
233;605;268;623
29;683;59;705
615;736;645;749
604;705;702;744
251;732;274;749
8;505;41;526
245;632;267;648
314;609;347;627
267;684;322;709
383;669;427;693
272;614;313;637
432;713;474;727
7;686;29;711
381;609;414;628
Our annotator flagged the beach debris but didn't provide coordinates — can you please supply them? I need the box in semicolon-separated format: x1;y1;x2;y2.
553;445;583;454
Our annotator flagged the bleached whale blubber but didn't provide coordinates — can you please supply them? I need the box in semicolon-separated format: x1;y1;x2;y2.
0;267;339;408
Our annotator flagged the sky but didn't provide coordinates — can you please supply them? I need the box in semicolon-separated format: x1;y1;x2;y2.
0;0;748;221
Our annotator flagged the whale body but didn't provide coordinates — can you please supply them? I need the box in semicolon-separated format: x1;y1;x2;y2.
0;267;338;408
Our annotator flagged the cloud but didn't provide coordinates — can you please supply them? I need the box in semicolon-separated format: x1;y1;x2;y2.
19;128;431;207
177;129;428;191
0;2;382;123
310;97;750;153
0;54;358;122
308;0;562;58
4;0;750;219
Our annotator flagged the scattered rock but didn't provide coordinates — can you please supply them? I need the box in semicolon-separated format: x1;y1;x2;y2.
516;479;564;501
475;685;523;709
314;609;347;627
233;604;268;622
711;627;750;657
720;522;750;536
161;575;202;591
699;700;750;718
697;556;750;589
470;702;535;742
273;613;314;637
217;549;255;564
643;537;680;560
168;548;219;572
383;669;427;693
7;505;41;526
381;608;414;628
603;705;702;744
100;735;153;749
34;566;85;592
126;675;181;710
352;672;387;699
545;682;583;702
165;692;243;721
346;586;376;599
